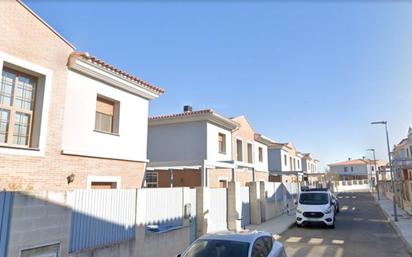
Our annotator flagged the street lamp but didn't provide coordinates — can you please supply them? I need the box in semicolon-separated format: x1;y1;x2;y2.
371;121;398;222
366;148;380;200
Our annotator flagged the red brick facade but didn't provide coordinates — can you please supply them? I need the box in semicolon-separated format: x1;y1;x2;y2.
0;0;146;190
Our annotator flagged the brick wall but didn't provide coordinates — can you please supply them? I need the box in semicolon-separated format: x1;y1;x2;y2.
0;0;146;190
255;171;268;182
157;169;201;188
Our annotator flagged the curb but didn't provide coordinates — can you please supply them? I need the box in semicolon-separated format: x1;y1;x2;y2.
275;219;296;236
373;195;412;255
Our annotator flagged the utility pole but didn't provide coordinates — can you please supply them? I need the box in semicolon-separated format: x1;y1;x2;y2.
367;149;380;200
371;121;398;222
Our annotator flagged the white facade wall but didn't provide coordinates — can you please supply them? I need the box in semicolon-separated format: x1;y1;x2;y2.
206;123;233;162
254;141;268;172
268;149;282;172
303;159;318;173
268;149;298;172
148;121;207;162
330;164;370;176
62;70;149;161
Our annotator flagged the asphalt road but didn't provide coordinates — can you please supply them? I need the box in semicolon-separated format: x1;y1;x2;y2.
278;192;411;257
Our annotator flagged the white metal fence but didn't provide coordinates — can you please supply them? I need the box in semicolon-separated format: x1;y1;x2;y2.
208;188;227;232
69;190;136;252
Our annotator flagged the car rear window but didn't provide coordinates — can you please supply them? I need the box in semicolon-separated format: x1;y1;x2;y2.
299;193;329;205
182;239;250;257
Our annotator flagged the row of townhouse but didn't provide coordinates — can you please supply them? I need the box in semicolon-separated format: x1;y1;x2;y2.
0;0;320;191
145;107;320;188
389;127;412;215
267;142;320;185
146;109;273;188
0;0;164;190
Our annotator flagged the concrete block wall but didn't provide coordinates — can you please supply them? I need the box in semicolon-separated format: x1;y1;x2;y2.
6;184;295;257
247;182;261;224
7;192;72;257
227;182;242;232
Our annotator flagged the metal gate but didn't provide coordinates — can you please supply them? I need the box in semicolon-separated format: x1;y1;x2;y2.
0;192;13;257
240;187;250;227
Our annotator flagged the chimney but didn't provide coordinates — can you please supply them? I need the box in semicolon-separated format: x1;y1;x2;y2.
183;105;193;113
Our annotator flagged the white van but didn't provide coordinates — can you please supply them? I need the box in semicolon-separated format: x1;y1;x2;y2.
296;190;336;228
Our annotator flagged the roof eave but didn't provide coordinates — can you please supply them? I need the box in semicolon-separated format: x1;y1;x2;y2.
149;112;239;130
68;56;162;100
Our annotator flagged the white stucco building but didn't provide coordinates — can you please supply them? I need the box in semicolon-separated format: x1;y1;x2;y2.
267;142;320;184
328;158;386;180
147;107;272;188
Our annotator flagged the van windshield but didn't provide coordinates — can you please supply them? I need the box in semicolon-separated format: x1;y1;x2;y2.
299;193;329;205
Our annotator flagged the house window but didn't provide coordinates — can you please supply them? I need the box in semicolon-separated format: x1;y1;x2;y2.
297;160;300;169
95;96;119;134
91;181;117;189
145;172;158;188
218;133;226;154
351;167;354;172
247;143;253;163
344;167;348;172
258;147;263;162
289;157;292;170
0;68;36;147
219;179;227;188
372;165;375;171
236;139;243;162
284;155;287;166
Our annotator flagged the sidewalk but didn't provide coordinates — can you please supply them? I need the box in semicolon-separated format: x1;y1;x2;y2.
245;211;296;237
373;193;412;254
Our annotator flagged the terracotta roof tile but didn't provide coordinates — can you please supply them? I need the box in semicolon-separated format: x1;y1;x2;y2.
149;109;213;120
70;51;164;94
329;159;371;166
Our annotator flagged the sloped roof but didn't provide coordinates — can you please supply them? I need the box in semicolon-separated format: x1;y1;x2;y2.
149;109;213;120
70;52;164;94
149;109;239;130
328;159;372;166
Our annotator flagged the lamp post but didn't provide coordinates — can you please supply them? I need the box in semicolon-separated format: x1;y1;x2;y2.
366;148;380;200
371;121;398;222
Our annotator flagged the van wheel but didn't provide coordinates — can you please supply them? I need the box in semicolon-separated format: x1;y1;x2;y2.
297;223;302;228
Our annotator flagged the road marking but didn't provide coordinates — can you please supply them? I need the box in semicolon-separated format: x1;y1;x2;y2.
332;239;345;245
285;236;303;243
308;238;324;244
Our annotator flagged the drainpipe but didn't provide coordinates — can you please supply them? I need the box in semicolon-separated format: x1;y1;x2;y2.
169;168;173;188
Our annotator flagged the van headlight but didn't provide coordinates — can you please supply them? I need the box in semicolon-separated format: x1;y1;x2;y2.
324;207;333;214
296;208;303;214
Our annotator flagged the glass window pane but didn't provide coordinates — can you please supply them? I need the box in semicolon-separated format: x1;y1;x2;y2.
0;70;15;106
95;112;113;133
0;109;10;143
13;112;30;146
15;75;35;110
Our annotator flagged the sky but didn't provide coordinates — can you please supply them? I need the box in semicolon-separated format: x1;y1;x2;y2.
25;0;412;170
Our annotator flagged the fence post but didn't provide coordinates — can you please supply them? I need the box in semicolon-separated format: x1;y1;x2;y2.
259;181;267;222
247;182;261;225
196;187;210;237
227;182;241;232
